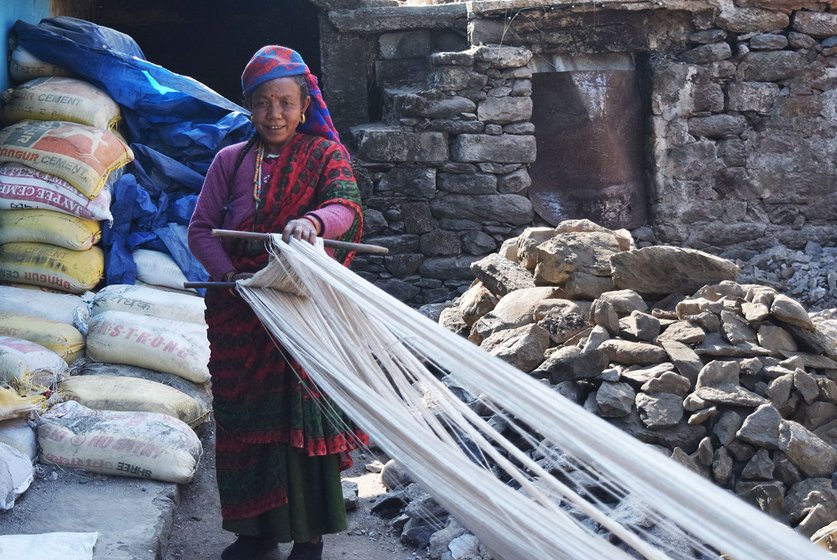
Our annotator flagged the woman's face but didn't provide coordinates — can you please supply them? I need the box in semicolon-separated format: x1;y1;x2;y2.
249;77;310;153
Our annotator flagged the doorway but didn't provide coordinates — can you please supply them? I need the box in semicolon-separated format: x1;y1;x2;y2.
528;53;649;230
89;0;321;104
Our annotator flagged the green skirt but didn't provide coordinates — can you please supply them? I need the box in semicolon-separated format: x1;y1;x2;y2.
221;442;347;543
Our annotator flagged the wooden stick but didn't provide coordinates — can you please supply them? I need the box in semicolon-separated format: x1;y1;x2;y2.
212;229;389;254
184;281;236;289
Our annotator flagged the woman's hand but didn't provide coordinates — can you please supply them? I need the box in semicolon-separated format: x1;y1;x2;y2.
282;217;320;245
223;271;255;297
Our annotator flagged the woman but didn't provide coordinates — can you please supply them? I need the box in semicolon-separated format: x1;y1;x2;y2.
188;45;367;560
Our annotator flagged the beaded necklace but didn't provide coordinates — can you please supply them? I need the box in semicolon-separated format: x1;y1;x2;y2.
252;143;280;208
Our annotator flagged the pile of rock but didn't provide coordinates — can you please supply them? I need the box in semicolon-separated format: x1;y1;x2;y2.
378;219;837;559
738;242;837;312
629;228;837;313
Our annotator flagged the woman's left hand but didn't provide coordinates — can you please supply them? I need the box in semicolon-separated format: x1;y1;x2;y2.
282;218;319;245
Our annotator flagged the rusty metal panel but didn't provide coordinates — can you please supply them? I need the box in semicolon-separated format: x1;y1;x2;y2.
529;70;648;229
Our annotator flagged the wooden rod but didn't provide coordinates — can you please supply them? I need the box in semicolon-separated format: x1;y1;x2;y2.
184;281;236;289
212;229;389;254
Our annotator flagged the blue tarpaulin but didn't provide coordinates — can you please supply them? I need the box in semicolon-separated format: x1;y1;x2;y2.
12;16;254;289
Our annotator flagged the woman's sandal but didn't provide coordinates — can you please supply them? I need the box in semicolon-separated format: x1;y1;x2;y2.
220;534;279;560
287;538;323;560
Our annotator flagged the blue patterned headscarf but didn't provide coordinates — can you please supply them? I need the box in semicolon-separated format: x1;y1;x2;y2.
241;45;341;144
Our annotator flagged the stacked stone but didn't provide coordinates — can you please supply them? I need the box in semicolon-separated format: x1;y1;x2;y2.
369;219;836;558
349;44;538;306
637;228;837;312
652;6;837;258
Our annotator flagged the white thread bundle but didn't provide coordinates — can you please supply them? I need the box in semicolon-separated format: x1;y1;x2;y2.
238;237;829;560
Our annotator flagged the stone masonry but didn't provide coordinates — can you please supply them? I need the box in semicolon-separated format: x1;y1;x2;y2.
314;1;837;306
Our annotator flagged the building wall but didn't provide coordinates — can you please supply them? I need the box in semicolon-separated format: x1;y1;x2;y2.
1;0;52;92
320;2;837;306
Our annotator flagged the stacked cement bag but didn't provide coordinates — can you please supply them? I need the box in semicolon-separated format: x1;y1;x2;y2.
37;283;211;483
133;247;196;294
7;46;72;83
0;284;87;374
85;284;210;384
0;388;42;509
38;401;202;484
0;45;207;489
0;75;133;295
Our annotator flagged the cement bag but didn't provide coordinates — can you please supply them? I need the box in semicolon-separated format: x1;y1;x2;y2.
38;401;202;483
0;120;133;199
0;388;43;421
0;314;85;365
86;311;210;383
0;417;37;462
79;362;212;421
1;76;121;130
91;283;206;325
59;374;209;428
133;248;195;292
8;46;72;83
0;335;68;387
0;242;104;293
0;532;98;560
0;441;33;511
0;285;88;326
0;209;101;250
0;163;113;221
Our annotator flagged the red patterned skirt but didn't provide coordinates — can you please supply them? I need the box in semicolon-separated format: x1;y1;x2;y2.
205;287;367;521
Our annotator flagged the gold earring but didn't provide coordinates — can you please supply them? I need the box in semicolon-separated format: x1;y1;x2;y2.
300;113;306;124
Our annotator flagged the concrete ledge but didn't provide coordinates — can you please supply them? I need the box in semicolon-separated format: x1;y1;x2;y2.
328;5;467;33
0;469;178;559
468;0;716;15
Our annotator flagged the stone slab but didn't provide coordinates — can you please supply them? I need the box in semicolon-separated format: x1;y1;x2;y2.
0;468;177;559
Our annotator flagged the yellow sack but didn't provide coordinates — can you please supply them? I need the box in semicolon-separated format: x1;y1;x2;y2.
1;77;121;130
59;375;209;428
0;313;85;365
0;120;133;199
0;387;44;421
0;335;68;387
0;242;103;294
0;209;101;250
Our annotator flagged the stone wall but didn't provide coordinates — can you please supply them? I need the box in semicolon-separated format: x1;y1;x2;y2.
350;44;538;303
317;1;837;306
649;5;837;261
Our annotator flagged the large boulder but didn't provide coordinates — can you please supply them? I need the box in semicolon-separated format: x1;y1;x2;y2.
481;323;550;373
611;247;740;296
534;232;623;285
470;253;535;297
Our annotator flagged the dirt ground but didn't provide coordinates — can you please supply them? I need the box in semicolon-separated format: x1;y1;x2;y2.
163;422;425;560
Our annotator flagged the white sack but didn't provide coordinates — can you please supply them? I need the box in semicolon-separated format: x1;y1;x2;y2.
133;248;194;292
0;441;33;510
38;401;202;484
0;417;37;462
86;311;210;383
0;532;97;560
0;285;88;326
90;283;205;325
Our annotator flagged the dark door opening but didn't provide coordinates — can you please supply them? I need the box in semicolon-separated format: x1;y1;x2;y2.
529;54;648;230
88;0;321;104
